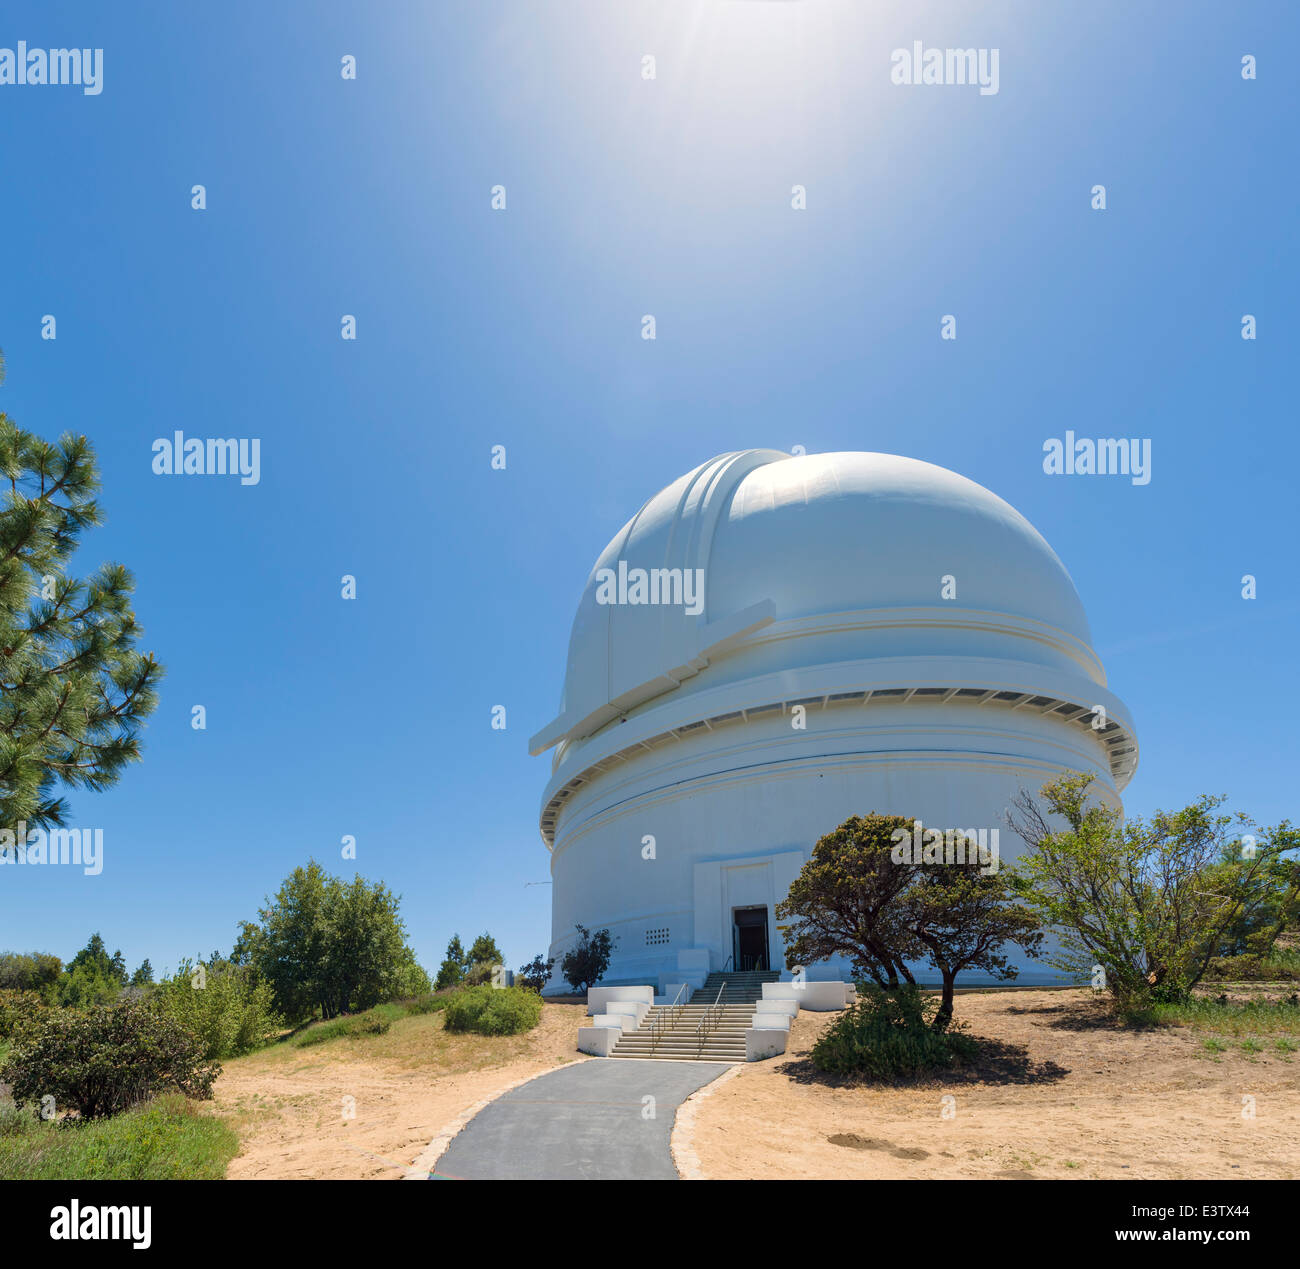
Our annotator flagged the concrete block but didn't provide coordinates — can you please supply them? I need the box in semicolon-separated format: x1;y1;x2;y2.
587;985;654;1016
745;1028;788;1061
577;1026;620;1056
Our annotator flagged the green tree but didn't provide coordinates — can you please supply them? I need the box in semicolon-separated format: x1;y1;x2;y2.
130;958;155;987
463;932;504;986
560;925;615;994
1008;774;1295;1011
239;860;426;1022
0;367;162;840
776;814;922;991
0;950;62;997
908;855;1043;1029
154;955;281;1059
56;934;123;1008
435;934;466;991
777;814;1045;1031
517;954;554;993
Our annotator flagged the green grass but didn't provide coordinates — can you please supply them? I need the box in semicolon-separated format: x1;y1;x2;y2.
1152;994;1300;1039
0;1094;238;1180
290;996;450;1048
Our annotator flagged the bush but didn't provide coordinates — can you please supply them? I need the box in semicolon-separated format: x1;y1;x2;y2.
291;1003;404;1047
811;987;978;1080
442;985;543;1036
0;988;45;1040
1204;951;1300;982
0;998;220;1120
153;960;282;1059
0;1093;238;1179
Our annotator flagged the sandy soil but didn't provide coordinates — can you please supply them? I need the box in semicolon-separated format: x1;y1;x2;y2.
687;989;1300;1180
211;1002;587;1179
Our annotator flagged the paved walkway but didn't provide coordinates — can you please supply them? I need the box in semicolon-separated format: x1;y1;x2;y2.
430;1059;730;1180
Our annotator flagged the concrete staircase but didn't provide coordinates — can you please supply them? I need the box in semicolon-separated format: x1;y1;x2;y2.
608;971;784;1062
697;969;781;1005
609;1003;755;1062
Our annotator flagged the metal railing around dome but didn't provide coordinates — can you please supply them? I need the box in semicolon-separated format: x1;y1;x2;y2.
650;983;688;1054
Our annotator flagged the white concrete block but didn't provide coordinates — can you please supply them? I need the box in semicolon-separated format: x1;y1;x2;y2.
578;1026;621;1056
593;1011;637;1033
587;985;654;1016
606;1000;650;1026
763;980;848;1011
750;1011;791;1031
745;1028;788;1061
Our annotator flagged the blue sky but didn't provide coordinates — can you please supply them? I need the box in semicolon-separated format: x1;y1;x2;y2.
0;1;1295;979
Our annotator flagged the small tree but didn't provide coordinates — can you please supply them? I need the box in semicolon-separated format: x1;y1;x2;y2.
908;856;1043;1029
238;860;423;1021
435;934;466;991
1008;774;1296;1010
517;954;554;993
463;932;504;986
776;814;923;992
57;932;122;1007
131;958;155;987
778;814;1044;1032
561;925;615;994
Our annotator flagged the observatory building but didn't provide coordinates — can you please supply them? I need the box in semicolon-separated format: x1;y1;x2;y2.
530;450;1137;991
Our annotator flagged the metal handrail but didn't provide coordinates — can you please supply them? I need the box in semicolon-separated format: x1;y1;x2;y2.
650;983;688;1053
695;980;726;1056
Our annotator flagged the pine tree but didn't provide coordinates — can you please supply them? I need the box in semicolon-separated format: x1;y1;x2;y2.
0;356;162;842
131;957;154;986
464;932;504;985
435;934;465;991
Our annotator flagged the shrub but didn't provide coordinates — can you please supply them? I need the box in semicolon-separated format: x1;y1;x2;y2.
442;985;543;1036
0;988;44;1040
291;1003;402;1047
811;987;978;1080
153;960;282;1059
0;998;220;1119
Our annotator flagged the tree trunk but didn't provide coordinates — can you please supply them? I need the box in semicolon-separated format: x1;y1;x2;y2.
933;970;955;1031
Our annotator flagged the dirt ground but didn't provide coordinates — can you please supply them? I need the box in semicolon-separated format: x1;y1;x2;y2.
211;1002;587;1179
687;989;1300;1180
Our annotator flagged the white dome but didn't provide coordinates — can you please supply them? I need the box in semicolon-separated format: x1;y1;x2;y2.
532;450;1138;988
531;451;1123;774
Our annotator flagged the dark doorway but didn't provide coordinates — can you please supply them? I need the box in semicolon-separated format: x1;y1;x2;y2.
732;906;769;971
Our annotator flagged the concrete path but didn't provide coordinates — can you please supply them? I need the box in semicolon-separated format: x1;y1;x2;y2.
429;1059;731;1180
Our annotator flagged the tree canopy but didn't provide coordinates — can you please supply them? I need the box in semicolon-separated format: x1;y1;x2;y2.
0;382;162;839
235;861;429;1022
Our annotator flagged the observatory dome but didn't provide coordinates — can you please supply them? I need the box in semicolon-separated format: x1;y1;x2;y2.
531;450;1137;990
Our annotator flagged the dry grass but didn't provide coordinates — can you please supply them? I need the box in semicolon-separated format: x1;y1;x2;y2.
686;987;1300;1180
211;1001;587;1179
